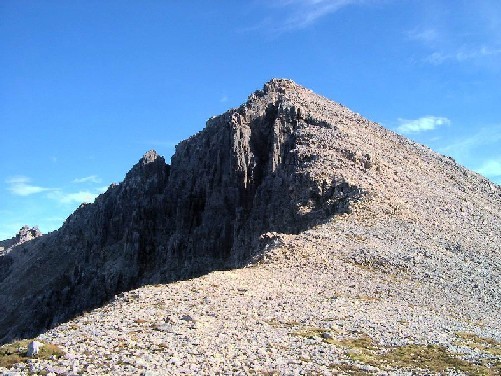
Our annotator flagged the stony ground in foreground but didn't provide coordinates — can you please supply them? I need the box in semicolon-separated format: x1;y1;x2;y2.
2;208;500;375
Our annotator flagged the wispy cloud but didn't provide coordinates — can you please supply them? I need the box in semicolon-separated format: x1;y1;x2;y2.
397;116;451;134
254;0;371;33
476;158;501;181
6;175;105;204
6;176;55;196
424;46;501;65
97;186;109;193
439;125;501;157
407;28;439;44
47;190;100;205
0;223;24;242
72;175;102;184
407;2;501;69
439;125;501;184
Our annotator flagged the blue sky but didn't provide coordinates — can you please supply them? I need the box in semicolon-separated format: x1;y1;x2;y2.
1;0;500;239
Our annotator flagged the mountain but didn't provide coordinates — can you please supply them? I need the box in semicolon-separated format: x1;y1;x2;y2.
0;79;499;375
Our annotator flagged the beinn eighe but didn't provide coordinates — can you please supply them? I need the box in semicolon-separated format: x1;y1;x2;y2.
0;79;499;374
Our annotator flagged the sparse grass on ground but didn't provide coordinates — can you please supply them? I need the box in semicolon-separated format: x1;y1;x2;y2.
324;334;377;351
292;328;499;375
291;327;330;338
329;362;374;375
0;339;64;369
456;332;501;356
351;344;496;376
265;318;301;328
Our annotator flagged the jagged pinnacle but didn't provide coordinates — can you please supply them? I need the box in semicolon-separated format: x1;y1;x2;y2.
141;150;159;165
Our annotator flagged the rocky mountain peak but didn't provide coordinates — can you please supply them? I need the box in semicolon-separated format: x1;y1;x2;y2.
141;149;160;165
247;78;314;107
0;225;42;255
15;225;42;244
123;149;169;188
0;79;499;357
262;78;302;94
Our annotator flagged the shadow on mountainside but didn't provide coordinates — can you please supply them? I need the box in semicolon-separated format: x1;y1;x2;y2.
0;101;364;345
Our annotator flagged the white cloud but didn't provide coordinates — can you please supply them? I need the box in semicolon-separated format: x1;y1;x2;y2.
0;223;24;242
97;186;109;193
476;159;501;179
283;0;353;29
6;176;55;196
424;52;447;65
408;3;501;68
396;116;451;134
47;190;99;205
439;125;501;157
72;175;102;184
407;28;439;44
255;0;372;32
6;176;106;204
438;126;501;184
424;46;501;65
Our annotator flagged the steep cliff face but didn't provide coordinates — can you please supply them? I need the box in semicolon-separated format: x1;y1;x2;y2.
0;151;171;341
162;82;362;271
0;79;363;343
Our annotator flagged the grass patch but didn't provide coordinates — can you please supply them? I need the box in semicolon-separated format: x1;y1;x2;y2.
0;339;64;369
320;332;497;375
265;319;300;328
291;327;329;339
354;344;492;375
456;332;501;356
347;342;496;376
330;362;374;375
325;335;377;351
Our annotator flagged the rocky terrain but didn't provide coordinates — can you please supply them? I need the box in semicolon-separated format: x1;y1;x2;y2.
0;79;500;375
0;226;42;255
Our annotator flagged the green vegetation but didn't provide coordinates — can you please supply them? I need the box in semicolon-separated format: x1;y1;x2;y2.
291;327;329;338
456;332;501;356
350;343;495;376
0;339;64;369
265;319;300;328
329;362;374;375
324;334;377;351
291;328;499;375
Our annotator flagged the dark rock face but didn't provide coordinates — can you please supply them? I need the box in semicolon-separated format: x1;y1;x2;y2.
0;79;363;344
164;97;361;270
0;226;43;281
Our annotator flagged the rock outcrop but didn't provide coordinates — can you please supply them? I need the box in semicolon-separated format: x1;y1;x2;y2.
0;225;42;254
0;78;499;352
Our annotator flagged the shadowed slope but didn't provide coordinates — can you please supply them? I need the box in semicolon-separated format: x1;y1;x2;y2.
0;79;364;343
